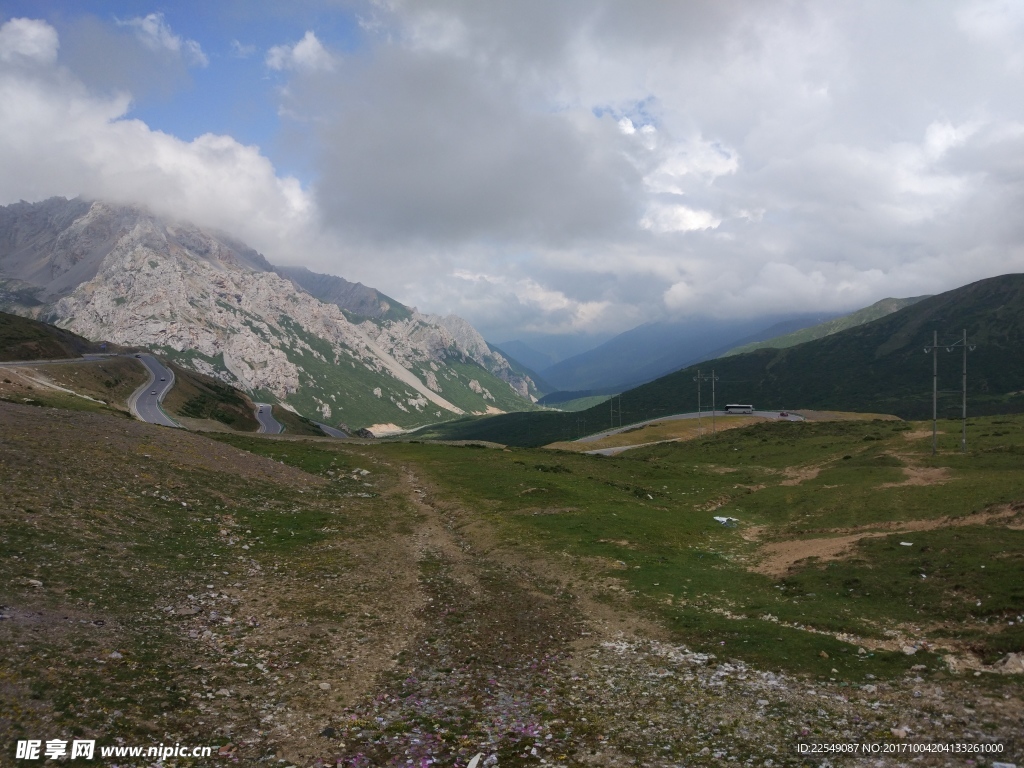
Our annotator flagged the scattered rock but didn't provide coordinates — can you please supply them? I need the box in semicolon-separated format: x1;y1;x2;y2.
994;652;1024;674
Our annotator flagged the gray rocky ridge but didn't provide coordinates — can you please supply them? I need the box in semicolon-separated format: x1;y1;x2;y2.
0;198;537;429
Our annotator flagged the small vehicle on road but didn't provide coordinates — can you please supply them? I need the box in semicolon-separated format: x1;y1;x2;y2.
779;411;789;417
160;377;165;381
150;390;157;395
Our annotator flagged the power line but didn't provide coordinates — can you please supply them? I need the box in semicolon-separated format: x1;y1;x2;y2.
924;331;939;455
693;370;720;437
944;329;976;453
923;329;976;454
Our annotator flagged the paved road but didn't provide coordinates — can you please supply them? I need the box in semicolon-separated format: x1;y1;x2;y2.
253;403;284;434
316;422;349;438
127;354;180;428
577;409;805;444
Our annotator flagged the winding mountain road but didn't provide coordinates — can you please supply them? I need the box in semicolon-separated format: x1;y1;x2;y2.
316;422;349;438
127;354;180;428
254;403;284;434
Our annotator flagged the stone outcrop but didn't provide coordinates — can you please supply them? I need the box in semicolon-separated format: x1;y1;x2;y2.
0;198;537;429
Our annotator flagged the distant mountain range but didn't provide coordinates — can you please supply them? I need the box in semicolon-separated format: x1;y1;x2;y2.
0;197;538;432
501;296;930;397
509;313;836;395
418;273;1024;446
722;296;928;356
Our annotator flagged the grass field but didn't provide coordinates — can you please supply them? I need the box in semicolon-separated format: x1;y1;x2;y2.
162;363;260;431
392;415;1024;681
4;402;1022;766
0;358;146;417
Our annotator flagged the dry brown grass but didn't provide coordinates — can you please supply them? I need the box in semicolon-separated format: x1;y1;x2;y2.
545;415;758;453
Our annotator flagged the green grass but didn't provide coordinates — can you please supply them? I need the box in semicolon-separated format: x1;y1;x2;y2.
0;404;414;754
546;395;611;412
371;415;1024;679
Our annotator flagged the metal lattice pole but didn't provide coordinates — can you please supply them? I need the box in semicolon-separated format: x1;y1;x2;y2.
944;329;976;453
709;369;720;436
694;369;703;436
924;331;939;455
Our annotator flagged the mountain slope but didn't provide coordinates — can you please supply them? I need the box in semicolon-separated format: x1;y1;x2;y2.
539;314;830;392
275;265;411;322
723;296;928;356
421;274;1024;446
0;309;106;361
0;198;537;431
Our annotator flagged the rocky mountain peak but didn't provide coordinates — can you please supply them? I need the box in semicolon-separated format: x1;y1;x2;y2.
0;197;538;430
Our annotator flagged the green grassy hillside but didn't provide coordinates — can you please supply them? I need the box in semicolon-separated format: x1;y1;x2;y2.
4;394;1021;764
162;363;261;431
723;296;928;356
422;274;1024;446
0;310;106;361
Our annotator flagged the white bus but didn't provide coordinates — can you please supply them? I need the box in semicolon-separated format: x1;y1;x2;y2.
724;404;754;414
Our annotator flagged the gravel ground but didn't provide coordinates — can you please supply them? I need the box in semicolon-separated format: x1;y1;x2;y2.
307;472;1022;768
1;404;1020;768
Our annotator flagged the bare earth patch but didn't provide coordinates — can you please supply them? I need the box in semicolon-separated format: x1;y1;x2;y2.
779;465;822;486
793;409;901;421
903;428;944;440
878;465;952;488
750;506;1022;577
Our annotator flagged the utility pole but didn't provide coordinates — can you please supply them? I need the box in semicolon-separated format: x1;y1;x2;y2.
693;369;703;436
945;329;976;453
924;331;939;454
709;369;720;437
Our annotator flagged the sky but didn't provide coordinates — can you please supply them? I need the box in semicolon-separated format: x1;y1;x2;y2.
1;1;1023;345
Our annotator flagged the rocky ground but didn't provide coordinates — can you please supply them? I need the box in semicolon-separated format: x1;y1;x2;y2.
1;403;1020;767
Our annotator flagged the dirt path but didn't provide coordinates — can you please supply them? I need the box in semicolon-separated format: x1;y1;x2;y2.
750;506;1023;577
301;464;1023;767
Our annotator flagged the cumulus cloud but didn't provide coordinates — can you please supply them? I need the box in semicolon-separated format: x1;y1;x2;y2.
0;18;313;264
5;3;1024;342
0;17;59;65
116;13;207;67
640;204;720;233
267;31;335;72
244;1;1024;330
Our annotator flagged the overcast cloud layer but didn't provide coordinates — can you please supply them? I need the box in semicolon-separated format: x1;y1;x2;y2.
1;1;1023;341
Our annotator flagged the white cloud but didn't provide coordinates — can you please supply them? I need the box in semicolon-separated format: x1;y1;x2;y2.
640;203;721;233
957;0;1024;71
6;4;1024;344
267;31;335;72
230;40;257;59
450;269;615;333
0;19;313;265
116;13;207;67
0;18;59;65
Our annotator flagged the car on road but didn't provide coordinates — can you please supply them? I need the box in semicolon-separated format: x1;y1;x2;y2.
779;411;789;417
150;390;157;395
134;353;142;358
160;377;165;381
